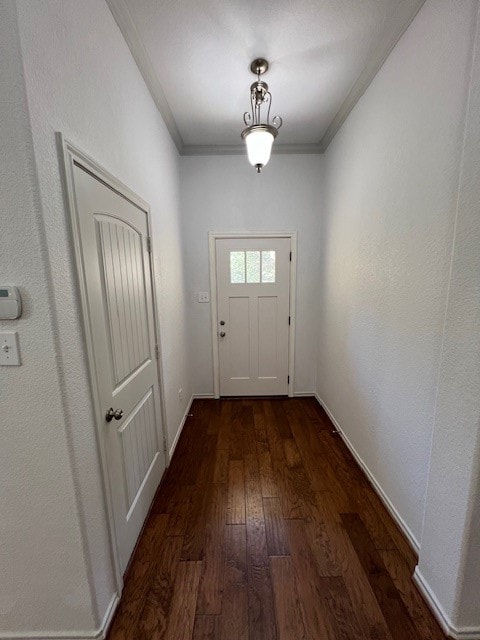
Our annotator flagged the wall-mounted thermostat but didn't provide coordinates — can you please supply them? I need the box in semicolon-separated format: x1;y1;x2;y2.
0;287;22;319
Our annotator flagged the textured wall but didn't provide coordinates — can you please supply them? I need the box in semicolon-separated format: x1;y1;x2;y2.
0;1;95;633
180;154;323;396
317;0;477;546
1;0;191;635
418;2;480;630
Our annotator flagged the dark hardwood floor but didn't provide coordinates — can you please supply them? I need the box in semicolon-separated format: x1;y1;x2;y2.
107;397;445;640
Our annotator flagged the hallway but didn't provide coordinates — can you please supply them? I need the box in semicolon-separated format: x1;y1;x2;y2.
107;398;443;640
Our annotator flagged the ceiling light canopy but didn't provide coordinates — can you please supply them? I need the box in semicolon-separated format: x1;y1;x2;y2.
241;58;283;173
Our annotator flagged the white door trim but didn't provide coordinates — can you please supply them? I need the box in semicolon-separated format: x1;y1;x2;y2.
57;133;169;588
208;232;297;399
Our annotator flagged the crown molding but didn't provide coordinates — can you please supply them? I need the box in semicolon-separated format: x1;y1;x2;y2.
181;142;323;156
107;0;426;157
319;0;426;152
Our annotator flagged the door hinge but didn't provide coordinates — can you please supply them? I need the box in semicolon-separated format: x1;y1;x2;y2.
155;344;160;359
289;251;292;261
288;316;291;325
146;236;152;253
287;375;290;384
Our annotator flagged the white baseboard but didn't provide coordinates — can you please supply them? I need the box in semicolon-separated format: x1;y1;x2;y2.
168;395;194;460
293;391;316;397
413;568;480;639
0;593;120;640
314;394;420;554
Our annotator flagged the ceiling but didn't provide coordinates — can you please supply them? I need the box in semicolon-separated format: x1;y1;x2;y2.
106;0;425;154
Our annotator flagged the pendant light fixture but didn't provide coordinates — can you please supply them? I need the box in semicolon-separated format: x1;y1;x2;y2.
241;58;283;173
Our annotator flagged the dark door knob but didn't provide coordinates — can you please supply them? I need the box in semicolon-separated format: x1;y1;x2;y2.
106;407;124;422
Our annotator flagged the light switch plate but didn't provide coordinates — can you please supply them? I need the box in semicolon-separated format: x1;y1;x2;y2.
198;291;210;303
0;332;21;366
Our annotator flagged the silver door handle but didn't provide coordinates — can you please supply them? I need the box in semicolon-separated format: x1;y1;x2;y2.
219;331;226;338
106;407;124;422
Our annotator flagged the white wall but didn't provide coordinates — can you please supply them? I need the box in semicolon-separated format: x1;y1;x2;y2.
180;155;323;396
0;1;95;634
317;0;478;550
416;2;480;632
1;0;191;636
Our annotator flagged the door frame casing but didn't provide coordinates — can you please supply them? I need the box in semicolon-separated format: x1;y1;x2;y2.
208;231;297;399
57;133;169;589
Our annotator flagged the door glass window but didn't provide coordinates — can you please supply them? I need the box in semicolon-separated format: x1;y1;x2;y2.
230;250;276;284
246;251;260;283
230;251;246;283
261;250;276;283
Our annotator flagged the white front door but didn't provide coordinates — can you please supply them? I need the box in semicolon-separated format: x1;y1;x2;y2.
73;164;166;573
216;237;291;396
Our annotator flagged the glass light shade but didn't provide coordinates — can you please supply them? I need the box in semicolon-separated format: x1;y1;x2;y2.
243;128;275;170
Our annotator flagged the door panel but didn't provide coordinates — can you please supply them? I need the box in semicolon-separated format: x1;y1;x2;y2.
216;237;291;396
97;217;151;385
228;297;250;378
118;388;158;512
73;164;166;573
258;296;278;379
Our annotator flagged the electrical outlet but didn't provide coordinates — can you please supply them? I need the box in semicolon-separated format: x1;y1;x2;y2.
198;291;210;303
179;388;183;403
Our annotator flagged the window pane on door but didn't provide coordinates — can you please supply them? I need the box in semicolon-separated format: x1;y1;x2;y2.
261;251;276;283
230;251;245;283
246;251;260;283
230;249;276;284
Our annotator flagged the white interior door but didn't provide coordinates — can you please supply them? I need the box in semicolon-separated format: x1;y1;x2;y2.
216;237;291;396
73;164;166;573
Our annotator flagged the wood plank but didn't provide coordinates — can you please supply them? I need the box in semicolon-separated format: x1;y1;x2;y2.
311;493;393;640
272;400;293;440
197;484;227;614
263;497;289;557
228;401;245;460
302;494;340;576
109;399;440;640
264;401;309;519
316;575;368;640
379;549;445;640
213;447;229;484
108;514;170;640
181;434;217;561
282;438;302;469
227;460;246;524
244;444;277;640
287;402;350;497
206;400;221;436
341;513;419;640
366;490;418;567
193;615;220;640
288;518;367;640
286;519;333;639
219;525;248;640
217;401;232;451
252;400;268;444
162;485;193;537
257;440;278;498
270;556;307;640
137;535;183;640
163;561;203;640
